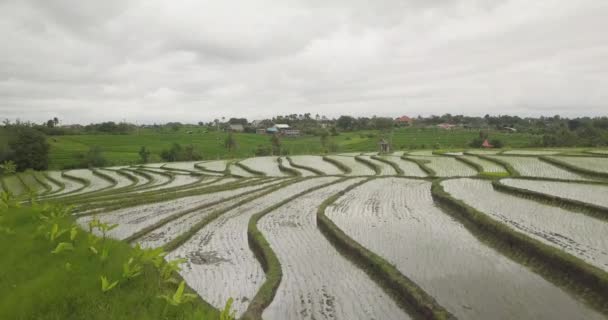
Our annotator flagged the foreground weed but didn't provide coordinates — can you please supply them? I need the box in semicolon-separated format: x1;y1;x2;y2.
160;258;186;283
100;275;119;293
220;298;236;320
133;244;166;268
122;258;143;280
51;242;74;254
159;281;197;307
0;191;19;210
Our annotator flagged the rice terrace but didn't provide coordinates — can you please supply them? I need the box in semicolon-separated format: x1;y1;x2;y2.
3;1;608;319
2;138;608;319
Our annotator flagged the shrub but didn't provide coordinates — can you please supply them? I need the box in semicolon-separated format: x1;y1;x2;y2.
77;146;107;168
490;139;504;148
160;143;201;162
254;145;271;156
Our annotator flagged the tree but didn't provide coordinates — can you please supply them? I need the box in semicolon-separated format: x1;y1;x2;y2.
228;118;248;126
372;117;394;131
336;116;355;131
225;132;237;152
270;134;281;155
138;146;150;163
8;127;49;171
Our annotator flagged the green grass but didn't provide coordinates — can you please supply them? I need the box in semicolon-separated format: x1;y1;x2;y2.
47;128;539;169
0;205;219;320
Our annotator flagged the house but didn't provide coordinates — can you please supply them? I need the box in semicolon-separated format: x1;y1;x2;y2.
437;123;456;130
266;127;279;134
378;139;390;153
395;116;414;126
227;124;244;132
482;139;494;148
274;124;290;131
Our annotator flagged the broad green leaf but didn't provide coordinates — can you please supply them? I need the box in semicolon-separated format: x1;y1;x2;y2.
51;242;74;254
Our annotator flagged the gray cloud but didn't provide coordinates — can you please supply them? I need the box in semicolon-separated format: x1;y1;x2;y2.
0;0;607;124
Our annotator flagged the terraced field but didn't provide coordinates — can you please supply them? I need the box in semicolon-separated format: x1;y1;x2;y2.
500;178;608;208
488;155;589;180
3;150;608;320
408;155;477;177
548;156;608;174
442;179;608;272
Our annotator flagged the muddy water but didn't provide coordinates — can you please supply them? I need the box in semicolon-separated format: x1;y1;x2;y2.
229;163;257;177
162;161;201;172
502;178;608;208
383;156;427;177
550;156;608;174
488;156;588;180
359;155;397;175
43;171;83;196
167;177;338;317
289;155;343;175
240;156;288;177
280;158;316;176
408;156;477;177
65;169;113;194
460;155;507;173
196;160;230;172
327;178;604;320
503;150;561;155
326;155;376;176
443;178;608;272
261;178;409;320
98;169;134;189
130;169;172;191
76;180;282;240
135;187;272;249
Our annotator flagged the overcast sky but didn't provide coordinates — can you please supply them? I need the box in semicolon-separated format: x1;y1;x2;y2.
1;0;607;124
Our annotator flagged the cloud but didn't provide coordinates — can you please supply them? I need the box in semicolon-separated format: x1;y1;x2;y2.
0;0;607;124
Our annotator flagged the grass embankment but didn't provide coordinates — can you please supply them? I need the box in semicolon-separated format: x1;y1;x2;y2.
0;204;219;320
285;157;323;176
466;153;520;176
401;156;436;177
234;162;266;177
74;178;268;214
322;156;351;174
276;158;300;177
431;179;608;314
371;155;404;175
241;177;347;320
316;178;454;320
158;179;299;251
47;128;538;169
354;156;380;175
492;179;608;222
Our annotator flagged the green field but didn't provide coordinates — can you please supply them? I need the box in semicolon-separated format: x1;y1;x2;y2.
48;128;538;169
